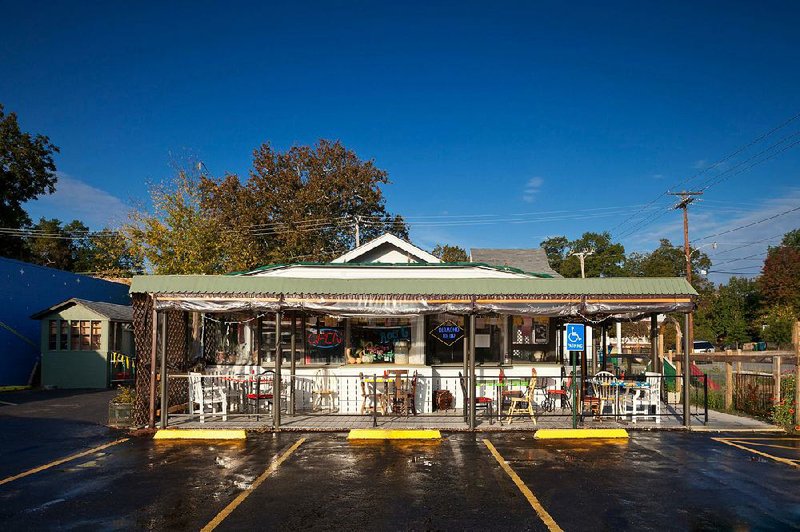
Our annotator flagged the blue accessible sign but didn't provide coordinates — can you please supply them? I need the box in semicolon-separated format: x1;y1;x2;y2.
566;323;585;351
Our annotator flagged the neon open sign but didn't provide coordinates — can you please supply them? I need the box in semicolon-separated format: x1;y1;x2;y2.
430;320;464;346
307;328;343;349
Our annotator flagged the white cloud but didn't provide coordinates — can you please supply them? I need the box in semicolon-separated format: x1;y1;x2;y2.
24;173;130;229
692;159;708;169
522;177;544;203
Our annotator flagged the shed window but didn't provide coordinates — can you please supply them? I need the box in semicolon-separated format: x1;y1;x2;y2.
68;320;102;351
59;320;69;350
48;320;58;350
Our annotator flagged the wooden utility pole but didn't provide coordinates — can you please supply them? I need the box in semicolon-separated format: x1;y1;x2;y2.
569;249;595;278
670;191;703;359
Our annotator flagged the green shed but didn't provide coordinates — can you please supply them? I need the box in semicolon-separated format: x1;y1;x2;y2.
32;298;135;389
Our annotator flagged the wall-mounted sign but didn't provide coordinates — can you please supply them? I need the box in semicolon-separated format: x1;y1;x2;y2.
307;328;343;349
430;320;464;346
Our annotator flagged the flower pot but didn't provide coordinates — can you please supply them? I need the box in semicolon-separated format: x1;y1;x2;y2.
108;402;133;428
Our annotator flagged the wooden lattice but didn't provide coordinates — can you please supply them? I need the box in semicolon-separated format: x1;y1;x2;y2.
165;310;188;410
132;293;152;426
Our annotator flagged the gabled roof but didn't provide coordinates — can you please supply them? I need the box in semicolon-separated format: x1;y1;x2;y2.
331;233;441;264
230;262;552;278
30;298;133;321
470;248;561;277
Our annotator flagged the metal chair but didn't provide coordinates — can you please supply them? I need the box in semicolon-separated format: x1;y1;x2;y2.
459;371;493;424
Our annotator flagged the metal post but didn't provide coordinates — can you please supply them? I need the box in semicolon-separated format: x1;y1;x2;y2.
372;372;377;427
469;314;476;430
703;371;708;425
602;324;608;371
290;314;296;416
148;305;158;429
650;314;659;374
683;313;691;427
274;311;282;429
159;313;167;429
462;319;469;423
572;350;577;429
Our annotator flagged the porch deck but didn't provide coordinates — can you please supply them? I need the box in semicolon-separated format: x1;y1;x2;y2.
163;405;780;432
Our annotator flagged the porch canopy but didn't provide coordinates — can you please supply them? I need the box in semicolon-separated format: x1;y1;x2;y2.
129;276;697;318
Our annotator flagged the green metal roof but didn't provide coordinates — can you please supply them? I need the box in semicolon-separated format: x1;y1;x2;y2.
130;275;697;297
227;262;554;278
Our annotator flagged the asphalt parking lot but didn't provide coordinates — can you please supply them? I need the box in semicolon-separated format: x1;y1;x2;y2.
2;391;800;530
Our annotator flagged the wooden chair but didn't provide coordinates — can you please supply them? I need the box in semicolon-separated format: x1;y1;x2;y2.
312;368;338;412
393;371;418;416
592;371;618;418
189;372;228;423
359;372;386;415
459;371;493;424
506;375;537;425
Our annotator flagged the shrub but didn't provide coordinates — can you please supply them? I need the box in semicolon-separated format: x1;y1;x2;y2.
772;375;796;429
111;386;136;404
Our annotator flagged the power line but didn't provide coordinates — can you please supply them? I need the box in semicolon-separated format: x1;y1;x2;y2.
692;204;800;243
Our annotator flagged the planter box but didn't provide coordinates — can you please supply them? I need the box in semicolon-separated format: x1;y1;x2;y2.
108;402;133;428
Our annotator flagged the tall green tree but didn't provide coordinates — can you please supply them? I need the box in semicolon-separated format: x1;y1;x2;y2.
539;232;625;278
25;217;74;269
431;243;468;262
128;140;408;273
0;104;60;258
759;245;800;315
709;277;761;347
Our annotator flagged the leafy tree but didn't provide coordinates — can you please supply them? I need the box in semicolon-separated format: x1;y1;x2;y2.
128;140;407;273
126;170;230;274
761;305;796;348
709;277;760;347
432;244;468;262
778;227;800;250
75;230;144;276
759;245;800;315
539;232;625;278
25;217;74;269
540;236;570;273
0;104;59;258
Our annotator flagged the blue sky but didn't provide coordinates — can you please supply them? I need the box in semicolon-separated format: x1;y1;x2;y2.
3;1;800;282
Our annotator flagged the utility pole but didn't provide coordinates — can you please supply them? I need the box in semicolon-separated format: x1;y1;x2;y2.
569;249;595;278
354;215;361;247
670;190;703;358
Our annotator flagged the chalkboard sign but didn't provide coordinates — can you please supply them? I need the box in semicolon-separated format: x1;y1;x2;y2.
430;320;464;346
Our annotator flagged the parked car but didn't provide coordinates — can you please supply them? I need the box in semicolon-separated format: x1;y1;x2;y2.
692;340;716;361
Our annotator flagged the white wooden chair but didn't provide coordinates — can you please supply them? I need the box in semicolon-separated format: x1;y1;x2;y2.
189;372;227;423
506;376;537;425
625;372;662;424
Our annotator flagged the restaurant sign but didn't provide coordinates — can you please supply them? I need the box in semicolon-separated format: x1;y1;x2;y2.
430;320;464;346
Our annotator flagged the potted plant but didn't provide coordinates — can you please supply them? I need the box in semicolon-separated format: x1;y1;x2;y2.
108;386;135;428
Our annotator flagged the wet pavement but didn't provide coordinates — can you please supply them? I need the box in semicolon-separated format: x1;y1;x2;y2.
1;428;799;531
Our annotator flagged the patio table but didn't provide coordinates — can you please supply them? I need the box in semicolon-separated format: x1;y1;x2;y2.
607;380;650;418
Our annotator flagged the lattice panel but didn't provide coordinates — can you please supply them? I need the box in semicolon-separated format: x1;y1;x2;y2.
166;310;188;409
132;293;152;427
203;318;219;364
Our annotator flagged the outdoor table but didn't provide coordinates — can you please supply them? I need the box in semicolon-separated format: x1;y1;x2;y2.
608;380;650;418
222;373;274;415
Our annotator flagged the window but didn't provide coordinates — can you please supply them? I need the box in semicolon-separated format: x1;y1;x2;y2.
59;320;69;351
212;313;257;365
48;320;58;350
67;320;102;351
473;315;504;364
350;316;412;364
258;314;297;365
302;315;342;365
425;313;465;365
509;316;557;363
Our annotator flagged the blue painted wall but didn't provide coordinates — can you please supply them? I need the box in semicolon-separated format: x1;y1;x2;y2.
0;258;130;385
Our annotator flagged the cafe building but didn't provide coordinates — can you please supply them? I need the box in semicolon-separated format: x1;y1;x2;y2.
129;233;697;429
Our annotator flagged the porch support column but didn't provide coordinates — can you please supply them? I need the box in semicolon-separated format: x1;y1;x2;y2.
601;324;608;372
683;312;691;427
159;312;168;429
462;318;469;423
148;303;158;429
468;314;476;430
274;311;282;429
650;314;659;374
289;314;297;416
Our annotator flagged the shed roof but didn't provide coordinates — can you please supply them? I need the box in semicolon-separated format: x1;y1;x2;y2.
30;298;133;321
470;248;561;277
129;275;696;297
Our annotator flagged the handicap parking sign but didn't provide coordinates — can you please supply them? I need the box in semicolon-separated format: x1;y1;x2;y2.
566;323;585;351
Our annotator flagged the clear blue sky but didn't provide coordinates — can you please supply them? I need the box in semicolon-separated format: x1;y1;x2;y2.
3;1;800;282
